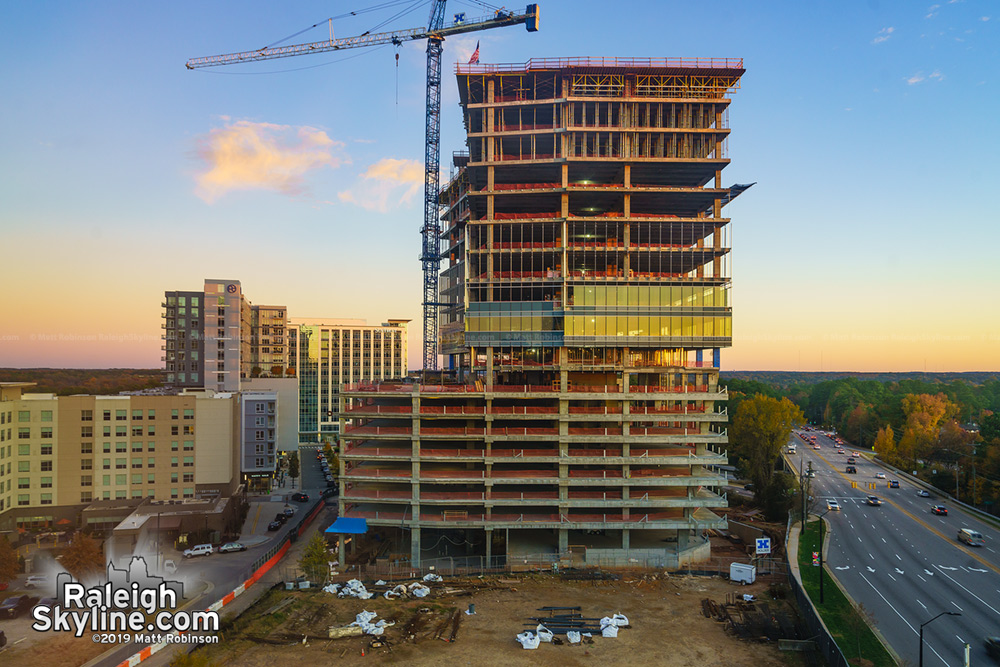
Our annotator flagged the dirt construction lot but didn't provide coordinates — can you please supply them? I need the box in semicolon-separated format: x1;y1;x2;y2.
182;572;806;667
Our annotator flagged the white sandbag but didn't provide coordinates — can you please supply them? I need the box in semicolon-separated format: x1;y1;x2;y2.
601;624;618;638
423;573;443;582
408;582;431;598
536;624;554;643
516;631;540;649
611;613;629;626
566;631;581;644
375;579;386;586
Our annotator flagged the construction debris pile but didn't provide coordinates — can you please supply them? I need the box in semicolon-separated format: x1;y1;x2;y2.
701;593;801;642
516;607;630;649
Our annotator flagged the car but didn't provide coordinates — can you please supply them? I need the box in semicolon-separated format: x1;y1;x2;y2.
163;559;177;575
32;597;59;613
282;507;296;518
0;595;38;619
875;472;886;479
813;444;821;450
292;492;309;502
827;499;841;511
274;512;288;524
182;544;214;558
889;480;900;488
806;470;816;478
931;505;948;515
853;452;861;457
866;495;882;506
917;490;930;498
218;542;247;553
846;457;856;464
267;520;282;531
986;636;1000;660
837;448;845;454
958;528;985;546
846;466;857;474
24;574;49;589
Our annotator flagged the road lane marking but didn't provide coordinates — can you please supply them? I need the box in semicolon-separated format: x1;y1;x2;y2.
918;599;927;609
887;572;896;581
869;553;875;559
918;575;926;582
957;635;965;643
882;538;887;543
933;565;1000;616
895;554;901;561
951;601;963;611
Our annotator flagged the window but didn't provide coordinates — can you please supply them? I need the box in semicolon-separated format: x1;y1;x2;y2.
18;444;30;456
18;494;29;506
18;461;29;472
182;425;194;435
103;426;111;437
255;457;265;467
148;409;155;419
132;473;142;484
183;473;194;483
255;416;265;427
115;474;126;485
18;411;30;422
171;457;178;468
40;461;52;472
183;409;194;420
171;441;178;451
132;427;143;437
116;458;126;469
183;441;194;451
147;425;155;436
81;410;93;422
170;472;178;483
255;430;264;441
81;459;92;470
132;442;143;452
40;445;52;456
102;491;111;500
116;410;127;421
147;457;155;468
147;441;155;452
18;428;29;440
171;409;179;420
41;410;52;422
183;456;194;467
171;426;179;436
18;478;29;489
115;426;127;437
182;488;194;499
103;458;111;470
40;477;52;488
81;426;93;438
81;475;92;487
103;442;111;453
103;475;110;486
255;403;265;414
115;490;126;499
147;473;155;483
40;427;52;439
81;442;93;454
81;491;92;503
116;442;127;453
132;457;143;469
40;493;52;505
132;409;143;420
103;410;111;421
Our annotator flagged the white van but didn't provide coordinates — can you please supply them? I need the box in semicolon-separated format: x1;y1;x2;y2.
957;528;985;547
183;544;214;558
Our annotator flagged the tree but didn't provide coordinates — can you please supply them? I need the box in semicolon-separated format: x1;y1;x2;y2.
288;451;300;487
898;393;958;469
60;533;105;583
299;533;331;583
980;411;1000;445
0;535;17;586
730;394;805;499
873;425;898;466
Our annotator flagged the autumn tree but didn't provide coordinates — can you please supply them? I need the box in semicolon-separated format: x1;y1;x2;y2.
873;425;899;466
60;533;105;583
897;393;958;469
0;535;17;586
299;533;332;583
731;394;805;501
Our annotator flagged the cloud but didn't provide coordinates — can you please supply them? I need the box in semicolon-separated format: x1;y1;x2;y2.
926;4;940;18
906;73;926;85
338;158;424;212
872;27;895;44
929;69;945;80
905;70;944;85
982;16;991;21
194;120;345;203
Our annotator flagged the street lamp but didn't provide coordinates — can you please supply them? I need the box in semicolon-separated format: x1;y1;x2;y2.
919;611;960;667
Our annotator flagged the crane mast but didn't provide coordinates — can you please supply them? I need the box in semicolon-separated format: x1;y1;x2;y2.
187;4;540;371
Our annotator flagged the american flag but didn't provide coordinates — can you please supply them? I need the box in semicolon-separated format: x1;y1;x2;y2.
469;41;480;65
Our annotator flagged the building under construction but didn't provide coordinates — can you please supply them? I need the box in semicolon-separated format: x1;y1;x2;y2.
339;57;745;568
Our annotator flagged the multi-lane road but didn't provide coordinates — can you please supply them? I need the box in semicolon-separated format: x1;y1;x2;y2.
790;429;1000;665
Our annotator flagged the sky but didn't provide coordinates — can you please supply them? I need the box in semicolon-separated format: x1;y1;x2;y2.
0;0;997;372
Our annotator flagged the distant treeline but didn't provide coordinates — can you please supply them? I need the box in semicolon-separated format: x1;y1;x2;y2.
0;369;162;396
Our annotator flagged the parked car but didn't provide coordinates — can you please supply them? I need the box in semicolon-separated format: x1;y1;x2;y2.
182;544;214;558
267;520;282;531
163;559;177;575
917;490;931;498
32;597;59;613
875;472;886;479
866;495;882;506
826;499;841;511
24;574;49;589
274;513;288;524
0;595;38;619
889;480;900;488
931;505;948;516
292;492;310;502
218;542;247;553
282;507;296;518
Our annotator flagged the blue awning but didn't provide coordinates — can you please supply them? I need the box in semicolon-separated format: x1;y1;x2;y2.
325;517;368;534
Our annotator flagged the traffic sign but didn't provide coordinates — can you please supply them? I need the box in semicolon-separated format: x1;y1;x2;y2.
755;537;771;555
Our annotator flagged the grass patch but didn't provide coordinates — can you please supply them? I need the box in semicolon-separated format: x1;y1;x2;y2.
798;519;895;667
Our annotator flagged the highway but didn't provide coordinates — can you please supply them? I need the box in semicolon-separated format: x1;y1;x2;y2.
790;429;1000;666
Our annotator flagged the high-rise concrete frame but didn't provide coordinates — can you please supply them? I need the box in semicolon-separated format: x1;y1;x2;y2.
340;58;745;568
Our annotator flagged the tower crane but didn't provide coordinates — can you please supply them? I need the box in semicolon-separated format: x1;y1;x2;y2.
187;2;541;371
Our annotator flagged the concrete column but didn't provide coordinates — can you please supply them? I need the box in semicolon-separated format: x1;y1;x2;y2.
558;528;568;553
410;526;421;566
622;529;630;550
338;536;346;565
485;528;493;565
677;528;691;550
